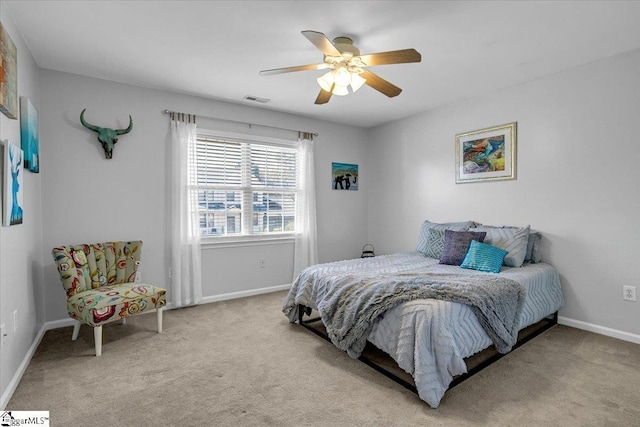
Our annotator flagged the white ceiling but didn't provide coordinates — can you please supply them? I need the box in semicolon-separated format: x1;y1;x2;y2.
6;1;640;128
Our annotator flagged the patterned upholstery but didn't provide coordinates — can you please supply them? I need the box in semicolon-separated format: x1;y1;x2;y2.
51;241;166;355
67;283;167;326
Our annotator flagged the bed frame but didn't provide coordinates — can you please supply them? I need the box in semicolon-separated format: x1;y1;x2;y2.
296;304;558;394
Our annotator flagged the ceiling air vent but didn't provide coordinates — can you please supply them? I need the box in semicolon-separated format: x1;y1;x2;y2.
243;95;271;103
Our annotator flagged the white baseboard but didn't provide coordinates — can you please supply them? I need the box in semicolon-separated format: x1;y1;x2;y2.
558;316;640;345
44;318;76;330
199;283;291;305
0;318;74;410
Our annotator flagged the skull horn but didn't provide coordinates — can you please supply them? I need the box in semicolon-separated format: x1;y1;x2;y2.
80;109;101;132
115;115;133;135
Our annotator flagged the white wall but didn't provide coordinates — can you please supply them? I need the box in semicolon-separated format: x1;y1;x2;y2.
38;69;369;322
0;1;43;405
367;48;640;336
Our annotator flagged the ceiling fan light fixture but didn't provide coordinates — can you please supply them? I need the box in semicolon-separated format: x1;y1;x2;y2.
317;70;335;92
317;66;365;95
350;73;366;93
333;66;352;87
332;84;349;96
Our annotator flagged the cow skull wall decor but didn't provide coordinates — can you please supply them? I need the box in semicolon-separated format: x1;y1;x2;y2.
80;109;133;159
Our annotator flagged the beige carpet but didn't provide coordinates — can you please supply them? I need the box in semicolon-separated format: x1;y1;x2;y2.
7;291;640;426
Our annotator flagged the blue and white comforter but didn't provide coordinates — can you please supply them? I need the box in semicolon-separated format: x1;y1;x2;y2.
283;252;564;408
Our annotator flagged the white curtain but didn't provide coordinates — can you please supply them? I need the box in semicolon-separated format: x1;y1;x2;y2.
293;132;318;281
170;113;202;308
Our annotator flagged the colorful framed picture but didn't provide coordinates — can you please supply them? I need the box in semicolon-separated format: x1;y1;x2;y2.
332;162;358;191
455;122;516;184
0;22;18;120
2;139;24;226
20;97;39;172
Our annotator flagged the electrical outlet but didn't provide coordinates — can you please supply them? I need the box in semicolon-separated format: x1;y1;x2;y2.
168;267;172;279
13;310;18;332
259;259;266;268
623;285;636;302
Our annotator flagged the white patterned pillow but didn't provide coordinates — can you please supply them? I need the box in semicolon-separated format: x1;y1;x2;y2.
416;220;474;254
474;225;530;267
503;227;542;263
422;228;445;258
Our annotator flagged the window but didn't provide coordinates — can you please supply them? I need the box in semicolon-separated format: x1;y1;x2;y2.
194;132;298;238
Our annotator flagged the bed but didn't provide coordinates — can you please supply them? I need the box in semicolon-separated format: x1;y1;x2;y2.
282;221;564;408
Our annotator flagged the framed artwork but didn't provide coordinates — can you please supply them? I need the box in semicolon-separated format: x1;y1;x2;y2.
455;122;516;184
20;97;39;172
0;22;18;119
2;139;24;226
332;162;358;191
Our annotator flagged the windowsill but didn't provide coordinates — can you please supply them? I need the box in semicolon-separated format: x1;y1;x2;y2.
201;233;296;249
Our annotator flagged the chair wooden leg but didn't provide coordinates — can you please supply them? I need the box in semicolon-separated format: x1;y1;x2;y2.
157;307;163;333
71;320;81;341
94;325;103;357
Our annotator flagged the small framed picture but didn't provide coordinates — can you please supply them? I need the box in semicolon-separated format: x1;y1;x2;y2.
332;162;358;191
456;122;516;184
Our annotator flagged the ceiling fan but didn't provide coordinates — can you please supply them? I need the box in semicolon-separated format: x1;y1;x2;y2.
259;30;421;105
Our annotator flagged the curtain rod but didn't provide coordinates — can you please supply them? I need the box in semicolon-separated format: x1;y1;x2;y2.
163;109;318;137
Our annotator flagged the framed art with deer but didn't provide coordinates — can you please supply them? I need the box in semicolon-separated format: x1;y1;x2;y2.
2;139;24;226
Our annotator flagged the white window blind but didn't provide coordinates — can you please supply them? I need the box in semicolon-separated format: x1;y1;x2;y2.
194;134;298;237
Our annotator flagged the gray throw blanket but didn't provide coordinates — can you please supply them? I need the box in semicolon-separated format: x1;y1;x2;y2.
316;272;525;358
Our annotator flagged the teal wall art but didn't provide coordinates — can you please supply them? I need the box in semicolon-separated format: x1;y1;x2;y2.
20;96;39;172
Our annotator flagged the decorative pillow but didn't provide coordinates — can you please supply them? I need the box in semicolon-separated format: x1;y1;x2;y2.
421;228;446;258
461;240;509;273
439;230;487;266
501;226;541;263
416;220;474;254
474;225;530;267
527;230;542;263
471;224;543;263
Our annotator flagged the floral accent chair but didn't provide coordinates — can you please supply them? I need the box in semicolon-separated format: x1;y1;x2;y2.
51;241;167;356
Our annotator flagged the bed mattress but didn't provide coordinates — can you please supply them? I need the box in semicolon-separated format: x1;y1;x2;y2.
283;251;564;408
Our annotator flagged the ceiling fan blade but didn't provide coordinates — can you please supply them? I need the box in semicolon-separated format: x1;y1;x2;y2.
315;88;333;105
360;70;402;97
358;49;421;66
259;63;330;76
302;30;342;57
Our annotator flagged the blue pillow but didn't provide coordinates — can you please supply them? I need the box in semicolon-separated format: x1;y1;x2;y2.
461;240;509;273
